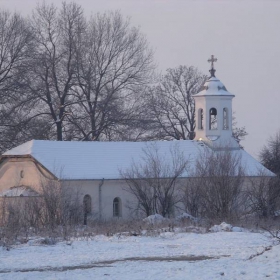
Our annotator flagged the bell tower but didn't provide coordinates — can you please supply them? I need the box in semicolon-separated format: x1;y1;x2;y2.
194;56;239;148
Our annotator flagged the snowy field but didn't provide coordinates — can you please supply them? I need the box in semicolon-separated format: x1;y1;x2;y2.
1;225;280;280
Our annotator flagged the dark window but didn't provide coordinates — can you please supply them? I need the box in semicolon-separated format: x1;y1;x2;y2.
198;108;203;130
83;195;92;214
223;108;229;130
83;195;92;225
113;197;122;217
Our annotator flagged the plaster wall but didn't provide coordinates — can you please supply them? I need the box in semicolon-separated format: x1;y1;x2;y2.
194;96;233;140
0;157;54;193
64;179;138;220
0;157;274;221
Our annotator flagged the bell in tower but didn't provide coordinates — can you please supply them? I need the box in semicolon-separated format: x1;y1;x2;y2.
209;108;217;130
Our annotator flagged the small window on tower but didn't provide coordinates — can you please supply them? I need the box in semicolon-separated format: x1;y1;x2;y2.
198;109;203;130
223;108;229;130
209;108;218;130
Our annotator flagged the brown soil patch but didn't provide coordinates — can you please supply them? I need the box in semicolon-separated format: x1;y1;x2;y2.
0;255;228;274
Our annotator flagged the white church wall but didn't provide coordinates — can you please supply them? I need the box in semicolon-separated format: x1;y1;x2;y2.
205;96;233;136
101;180;137;220
0;157;275;221
194;96;206;140
64;179;137;220
195;95;233;141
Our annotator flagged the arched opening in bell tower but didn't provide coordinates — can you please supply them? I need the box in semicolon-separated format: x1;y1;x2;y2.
198;108;204;130
223;108;229;130
209;108;217;130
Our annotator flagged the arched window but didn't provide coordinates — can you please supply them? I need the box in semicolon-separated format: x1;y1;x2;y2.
83;194;92;225
83;195;92;214
223;108;229;130
209;108;218;130
198;108;203;130
113;197;122;217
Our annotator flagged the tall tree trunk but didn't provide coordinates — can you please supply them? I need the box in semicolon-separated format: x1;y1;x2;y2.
56;122;63;141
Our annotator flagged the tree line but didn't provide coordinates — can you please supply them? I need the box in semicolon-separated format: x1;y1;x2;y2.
122;143;280;220
121;129;280;220
0;2;247;153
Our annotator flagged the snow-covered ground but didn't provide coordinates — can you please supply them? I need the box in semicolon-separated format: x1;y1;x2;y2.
0;228;279;280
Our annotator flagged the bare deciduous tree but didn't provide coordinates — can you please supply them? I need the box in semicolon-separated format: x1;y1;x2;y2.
145;66;206;140
260;130;280;175
25;2;86;141
121;143;189;217
245;172;280;218
68;11;154;141
0;181;83;245
0;5;155;151
181;177;202;218
40;180;82;232
259;131;280;217
232;113;248;146
0;10;32;92
183;147;245;220
0;10;34;152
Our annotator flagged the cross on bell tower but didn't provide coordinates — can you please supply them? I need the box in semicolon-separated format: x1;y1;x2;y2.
208;55;217;77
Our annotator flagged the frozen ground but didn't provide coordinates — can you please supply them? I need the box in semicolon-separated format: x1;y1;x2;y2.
0;229;280;280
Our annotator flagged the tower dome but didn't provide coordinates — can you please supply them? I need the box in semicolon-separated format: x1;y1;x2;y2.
196;77;234;97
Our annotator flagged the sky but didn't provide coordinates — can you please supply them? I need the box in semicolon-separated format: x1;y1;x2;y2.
1;0;280;159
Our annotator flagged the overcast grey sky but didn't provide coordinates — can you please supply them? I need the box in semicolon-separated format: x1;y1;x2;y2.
1;0;280;159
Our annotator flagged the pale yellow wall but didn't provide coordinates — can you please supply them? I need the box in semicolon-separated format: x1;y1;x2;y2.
0;157;138;220
0;157;55;193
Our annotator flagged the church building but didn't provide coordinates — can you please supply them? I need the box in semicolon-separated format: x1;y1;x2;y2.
0;56;274;220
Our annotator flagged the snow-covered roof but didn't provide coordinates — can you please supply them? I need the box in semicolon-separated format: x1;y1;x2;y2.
3;140;274;179
194;77;234;97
